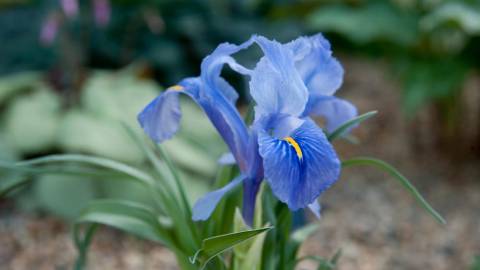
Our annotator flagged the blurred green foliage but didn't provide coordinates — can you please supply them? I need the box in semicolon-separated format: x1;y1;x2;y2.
0;68;223;218
303;0;480;115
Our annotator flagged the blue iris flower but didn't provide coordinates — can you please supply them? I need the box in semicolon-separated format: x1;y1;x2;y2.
138;34;357;225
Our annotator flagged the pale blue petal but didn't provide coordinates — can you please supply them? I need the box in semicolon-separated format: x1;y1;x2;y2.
192;174;246;221
308;199;322;219
305;95;358;133
289;34;344;96
258;120;340;210
249;36;309;117
137;89;182;143
218;152;235;165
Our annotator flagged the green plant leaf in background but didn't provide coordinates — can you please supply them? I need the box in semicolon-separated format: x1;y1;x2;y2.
34;173;97;219
75;199;171;244
471;255;480;270
3;85;61;153
342;157;446;225
0;71;40;104
190;226;273;270
307;2;418;45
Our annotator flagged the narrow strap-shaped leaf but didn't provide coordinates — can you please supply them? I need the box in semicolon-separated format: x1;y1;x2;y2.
73;224;98;270
17;154;156;186
190;227;273;270
75;199;173;245
0;175;31;197
327;111;377;141
342;157;446;225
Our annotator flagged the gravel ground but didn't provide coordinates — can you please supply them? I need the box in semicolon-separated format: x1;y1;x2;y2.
1;57;479;270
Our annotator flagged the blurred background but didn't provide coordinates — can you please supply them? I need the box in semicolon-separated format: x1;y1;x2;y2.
0;0;479;269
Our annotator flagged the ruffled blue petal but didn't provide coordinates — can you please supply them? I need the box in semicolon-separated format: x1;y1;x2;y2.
288;34;344;96
258;119;340;210
249;36;309;117
192;174;246;221
304;95;358;133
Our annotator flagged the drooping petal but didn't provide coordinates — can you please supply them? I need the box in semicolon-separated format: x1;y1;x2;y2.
308;199;321;219
192;174;245;221
138;81;200;143
288;34;344;96
138;35;256;169
304;95;358;133
249;36;309;117
258;119;340;211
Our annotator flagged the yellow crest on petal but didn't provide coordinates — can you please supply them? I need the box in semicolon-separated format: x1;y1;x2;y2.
283;136;303;160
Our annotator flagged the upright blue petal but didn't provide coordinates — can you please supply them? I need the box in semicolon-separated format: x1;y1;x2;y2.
304;95;358;133
288;34;344;96
258;119;340;210
249;36;309;117
192;174;246;221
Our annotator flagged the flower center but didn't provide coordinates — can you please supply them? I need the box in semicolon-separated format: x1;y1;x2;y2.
283;136;303;160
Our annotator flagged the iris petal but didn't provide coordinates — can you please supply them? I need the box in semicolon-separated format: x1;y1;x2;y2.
249;36;309;117
305;95;358;133
192;174;245;221
308;199;322;219
289;34;344;96
258;120;340;210
138;85;191;143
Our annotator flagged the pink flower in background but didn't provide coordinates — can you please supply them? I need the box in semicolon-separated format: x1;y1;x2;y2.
93;0;111;27
40;13;61;45
60;0;78;18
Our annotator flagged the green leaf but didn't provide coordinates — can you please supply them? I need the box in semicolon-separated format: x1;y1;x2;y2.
0;71;40;104
34;174;97;219
471;255;480;270
3;87;61;153
58;111;145;164
342;157;446;225
190;227;273;270
327;111;377;141
0;173;30;198
74;224;98;270
307;3;418;45
17;154;156;186
75;199;172;245
291;223;319;244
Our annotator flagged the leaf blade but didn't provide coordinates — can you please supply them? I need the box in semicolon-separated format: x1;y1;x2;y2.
327;111;377;141
191;227;273;269
342;157;446;225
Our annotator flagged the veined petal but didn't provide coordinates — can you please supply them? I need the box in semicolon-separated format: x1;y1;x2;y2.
137;88;184;143
201;38;255;105
304;95;358;133
289;34;344;96
258;120;340;210
192;174;245;221
249;36;309;117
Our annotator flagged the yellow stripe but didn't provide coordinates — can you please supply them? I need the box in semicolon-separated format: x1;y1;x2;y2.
284;136;303;160
170;85;184;91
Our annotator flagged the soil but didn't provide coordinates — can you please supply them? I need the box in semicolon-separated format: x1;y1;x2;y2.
1;57;479;270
